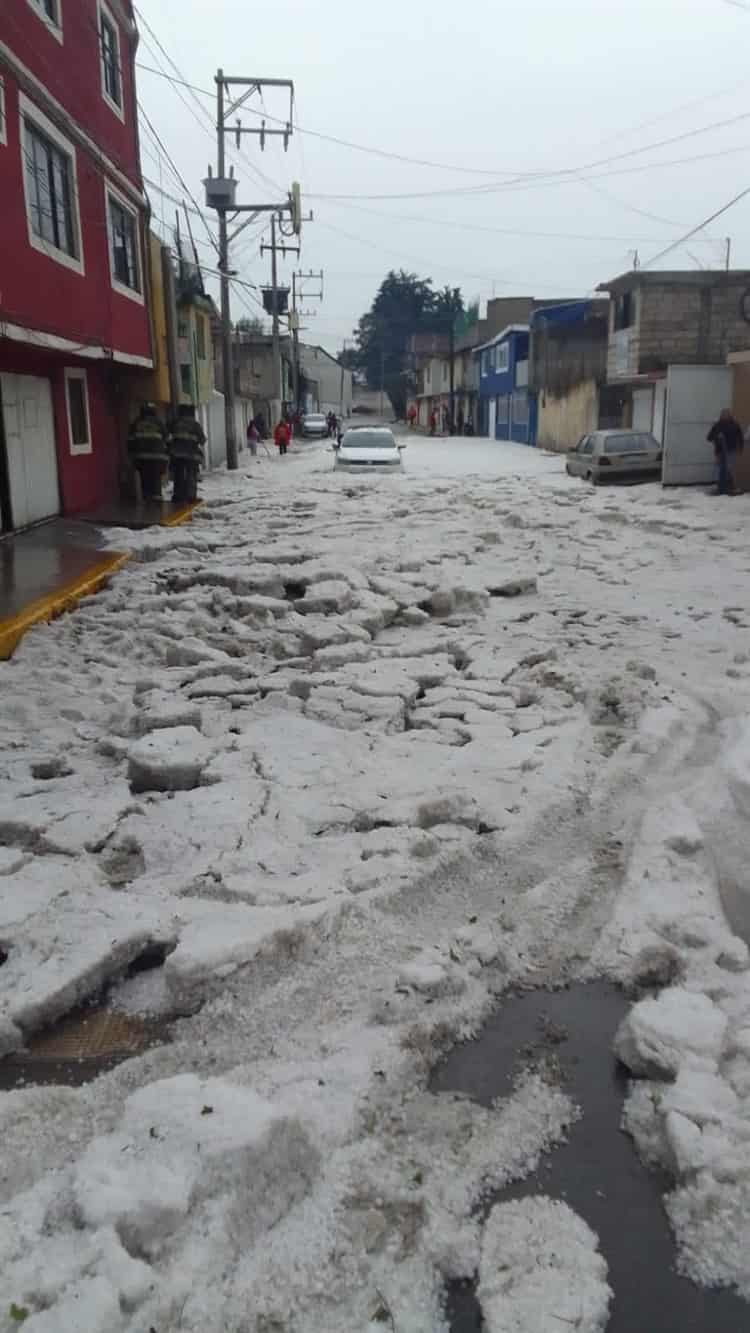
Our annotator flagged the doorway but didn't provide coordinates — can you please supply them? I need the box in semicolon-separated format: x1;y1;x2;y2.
0;373;60;530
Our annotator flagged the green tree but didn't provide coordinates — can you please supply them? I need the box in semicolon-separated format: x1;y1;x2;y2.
353;271;464;418
235;315;265;334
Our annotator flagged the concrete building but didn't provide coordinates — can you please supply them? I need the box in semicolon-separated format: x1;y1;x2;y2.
298;343;353;417
596;269;750;436
0;0;152;529
214;331;293;437
530;300;610;452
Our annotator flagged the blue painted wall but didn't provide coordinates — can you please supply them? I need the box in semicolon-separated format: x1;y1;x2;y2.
476;328;535;444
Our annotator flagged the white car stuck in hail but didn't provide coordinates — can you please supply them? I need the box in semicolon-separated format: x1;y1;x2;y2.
333;426;405;471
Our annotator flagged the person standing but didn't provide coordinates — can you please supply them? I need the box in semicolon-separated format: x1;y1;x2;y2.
429;408;438;437
707;408;744;495
457;406;465;436
408;404;417;430
169;404;205;502
274;417;291;456
128;403;169;502
247;419;259;458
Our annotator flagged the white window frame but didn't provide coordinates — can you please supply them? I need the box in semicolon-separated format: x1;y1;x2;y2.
0;77;6;147
496;342;510;374
19;92;84;276
64;367;92;455
25;0;63;44
105;180;144;304
97;0;124;121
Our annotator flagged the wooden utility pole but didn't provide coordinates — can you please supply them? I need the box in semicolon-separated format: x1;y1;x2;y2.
205;72;296;468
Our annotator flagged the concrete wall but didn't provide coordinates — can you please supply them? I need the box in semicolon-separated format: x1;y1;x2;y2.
536;379;599;452
607;279;750;380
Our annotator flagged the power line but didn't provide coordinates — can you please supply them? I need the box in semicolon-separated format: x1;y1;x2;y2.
138;106;220;257
134;57;750;195
642;183;750;268
308;140;750;202
314;197;723;246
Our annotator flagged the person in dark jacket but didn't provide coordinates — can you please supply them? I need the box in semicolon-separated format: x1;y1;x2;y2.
707;409;744;495
169;404;205;502
128;404;168;501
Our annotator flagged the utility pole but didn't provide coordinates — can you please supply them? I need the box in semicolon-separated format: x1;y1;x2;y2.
726;236;732;271
205;72;297;469
379;344;385;418
339;337;353;420
290;268;323;414
260;219;304;425
215;72;236;468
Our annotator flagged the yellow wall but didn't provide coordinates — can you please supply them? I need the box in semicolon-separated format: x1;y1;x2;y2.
537;379;599;453
132;233;171;408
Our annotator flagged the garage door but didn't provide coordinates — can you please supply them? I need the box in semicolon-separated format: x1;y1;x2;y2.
0;373;60;528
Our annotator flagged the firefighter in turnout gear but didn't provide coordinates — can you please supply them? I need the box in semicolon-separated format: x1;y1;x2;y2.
128;403;169;501
170;404;206;503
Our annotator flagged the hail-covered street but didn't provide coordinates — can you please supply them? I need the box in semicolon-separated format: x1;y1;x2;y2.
1;435;749;1332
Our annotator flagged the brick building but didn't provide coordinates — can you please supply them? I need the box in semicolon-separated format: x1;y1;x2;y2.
596;270;750;437
0;0;152;530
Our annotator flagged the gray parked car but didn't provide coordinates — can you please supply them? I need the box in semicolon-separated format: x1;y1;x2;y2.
565;430;662;484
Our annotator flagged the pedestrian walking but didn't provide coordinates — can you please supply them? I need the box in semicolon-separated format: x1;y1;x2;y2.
707;408;744;495
442;405;449;435
457;407;465;436
169;404;205;502
274;418;291;456
429;408;438;437
408;404;417;430
247;420;259;458
128;403;168;501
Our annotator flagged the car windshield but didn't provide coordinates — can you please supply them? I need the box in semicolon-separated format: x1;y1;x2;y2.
603;433;657;454
306;415;326;423
341;431;396;449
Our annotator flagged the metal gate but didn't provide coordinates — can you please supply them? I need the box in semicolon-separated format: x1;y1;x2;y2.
0;373;60;528
662;364;732;486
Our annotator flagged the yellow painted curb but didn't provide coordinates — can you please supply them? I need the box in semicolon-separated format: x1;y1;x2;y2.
160;500;202;528
0;550;130;660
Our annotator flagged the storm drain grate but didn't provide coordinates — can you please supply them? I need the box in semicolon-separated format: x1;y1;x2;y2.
0;1008;168;1089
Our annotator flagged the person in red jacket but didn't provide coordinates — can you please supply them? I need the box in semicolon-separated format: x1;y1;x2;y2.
274;418;291;456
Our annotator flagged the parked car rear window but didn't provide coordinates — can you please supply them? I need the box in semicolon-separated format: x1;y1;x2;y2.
342;431;397;449
603;433;656;454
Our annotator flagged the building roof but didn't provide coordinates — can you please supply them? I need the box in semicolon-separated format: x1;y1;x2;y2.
530;299;608;328
473;324;528;355
597;269;750;295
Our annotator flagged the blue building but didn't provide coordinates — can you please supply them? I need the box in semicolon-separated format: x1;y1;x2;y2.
474;325;537;445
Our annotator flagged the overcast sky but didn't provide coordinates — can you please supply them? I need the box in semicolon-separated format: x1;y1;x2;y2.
137;0;750;354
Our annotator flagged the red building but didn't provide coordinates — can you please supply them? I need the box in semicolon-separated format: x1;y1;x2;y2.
0;0;152;528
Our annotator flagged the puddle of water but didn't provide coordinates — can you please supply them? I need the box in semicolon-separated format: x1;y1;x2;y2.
433;982;749;1333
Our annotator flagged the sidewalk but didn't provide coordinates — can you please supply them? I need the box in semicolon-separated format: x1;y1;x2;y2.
0;500;200;659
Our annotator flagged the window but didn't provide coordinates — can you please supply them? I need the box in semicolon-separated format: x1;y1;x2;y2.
64;369;91;455
26;0;63;40
497;395;509;425
495;343;510;374
196;316;206;361
180;364;192;395
614;291;634;331
442;361;448;384
481;351;489;377
106;187;142;299
98;1;122;115
22;102;82;273
0;78;6;146
581;436;595;455
604;433;656;455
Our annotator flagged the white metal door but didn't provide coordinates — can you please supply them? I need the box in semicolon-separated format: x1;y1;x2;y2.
653;380;667;444
662;364;733;486
488;398;497;440
1;373;60;528
632;387;654;432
